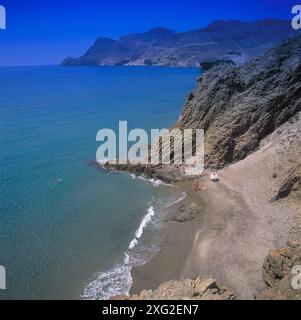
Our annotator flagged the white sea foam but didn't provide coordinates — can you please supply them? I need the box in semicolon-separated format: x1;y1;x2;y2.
135;206;155;239
128;238;138;250
149;178;163;187
168;191;187;206
100;164;174;187
81;257;132;300
82;191;187;300
82;205;156;300
127;205;155;251
130;174;174;187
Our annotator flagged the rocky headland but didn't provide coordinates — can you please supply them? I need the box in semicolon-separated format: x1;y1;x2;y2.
101;35;301;178
176;35;301;169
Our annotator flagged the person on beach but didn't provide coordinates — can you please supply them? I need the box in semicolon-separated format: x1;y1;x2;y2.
192;181;208;191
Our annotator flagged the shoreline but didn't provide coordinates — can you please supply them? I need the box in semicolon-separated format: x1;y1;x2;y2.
130;181;205;294
81;175;190;300
128;114;301;299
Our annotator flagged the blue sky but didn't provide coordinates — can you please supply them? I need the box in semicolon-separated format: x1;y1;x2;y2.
0;0;298;66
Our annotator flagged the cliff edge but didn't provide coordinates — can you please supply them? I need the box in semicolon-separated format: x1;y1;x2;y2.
177;36;301;169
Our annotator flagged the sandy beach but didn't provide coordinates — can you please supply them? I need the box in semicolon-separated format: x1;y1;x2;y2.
130;181;205;294
130;113;301;299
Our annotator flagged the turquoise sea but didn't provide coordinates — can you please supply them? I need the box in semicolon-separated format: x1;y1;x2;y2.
0;66;199;299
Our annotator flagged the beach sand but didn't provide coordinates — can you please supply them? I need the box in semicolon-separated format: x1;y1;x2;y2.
130;182;204;294
130;114;301;299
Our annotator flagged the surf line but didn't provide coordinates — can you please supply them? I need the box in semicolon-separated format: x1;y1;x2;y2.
128;205;155;250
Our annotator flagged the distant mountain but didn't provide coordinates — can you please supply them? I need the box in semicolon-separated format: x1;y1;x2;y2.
62;19;296;67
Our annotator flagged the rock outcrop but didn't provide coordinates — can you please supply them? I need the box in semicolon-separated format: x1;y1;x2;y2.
163;203;202;223
62;19;295;67
99;162;187;184
176;35;301;169
200;59;236;71
256;241;301;300
274;164;301;201
112;242;301;300
112;277;236;300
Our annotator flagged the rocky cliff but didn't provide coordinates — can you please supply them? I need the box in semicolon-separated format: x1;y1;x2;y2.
100;36;301;181
62;19;295;67
274;164;301;201
256;241;301;300
176;35;301;169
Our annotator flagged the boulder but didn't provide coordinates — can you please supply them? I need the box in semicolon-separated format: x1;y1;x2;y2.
112;277;236;300
256;241;301;300
274;164;301;201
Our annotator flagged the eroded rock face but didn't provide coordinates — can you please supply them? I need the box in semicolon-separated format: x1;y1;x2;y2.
274;164;301;201
111;277;236;300
256;241;301;300
177;36;301;169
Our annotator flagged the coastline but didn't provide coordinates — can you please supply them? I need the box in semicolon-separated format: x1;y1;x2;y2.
129;114;301;299
130;181;205;294
96;34;301;299
81;175;190;300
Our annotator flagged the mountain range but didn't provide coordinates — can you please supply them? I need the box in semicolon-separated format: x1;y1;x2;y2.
62;19;296;67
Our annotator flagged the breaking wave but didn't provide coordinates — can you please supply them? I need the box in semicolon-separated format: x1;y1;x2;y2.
82;193;186;300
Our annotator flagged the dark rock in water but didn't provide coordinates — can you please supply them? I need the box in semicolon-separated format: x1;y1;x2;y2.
176;35;301;169
62;19;296;67
274;164;301;201
256;241;301;300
